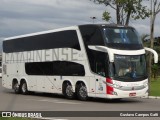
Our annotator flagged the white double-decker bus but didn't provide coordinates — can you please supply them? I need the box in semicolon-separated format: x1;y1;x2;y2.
2;24;158;100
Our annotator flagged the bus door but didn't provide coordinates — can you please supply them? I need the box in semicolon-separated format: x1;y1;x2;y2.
95;61;107;97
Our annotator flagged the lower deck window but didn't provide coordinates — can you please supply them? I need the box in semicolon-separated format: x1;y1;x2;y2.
25;61;85;76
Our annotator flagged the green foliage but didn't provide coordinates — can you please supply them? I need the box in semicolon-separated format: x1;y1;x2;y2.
150;77;160;96
152;64;159;79
92;0;150;25
130;0;150;20
102;11;111;21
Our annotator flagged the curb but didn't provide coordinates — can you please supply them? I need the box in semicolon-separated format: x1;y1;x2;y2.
141;96;160;99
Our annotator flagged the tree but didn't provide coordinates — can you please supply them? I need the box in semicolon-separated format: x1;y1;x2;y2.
91;0;150;25
152;63;159;79
102;11;111;21
146;0;160;95
149;0;160;77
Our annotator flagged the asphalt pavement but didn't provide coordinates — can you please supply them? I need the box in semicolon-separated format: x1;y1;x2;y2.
0;78;160;120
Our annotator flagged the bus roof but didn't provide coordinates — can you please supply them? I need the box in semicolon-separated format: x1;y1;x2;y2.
4;26;78;41
4;24;133;41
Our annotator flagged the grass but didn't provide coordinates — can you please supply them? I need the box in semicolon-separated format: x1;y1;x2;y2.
150;77;160;96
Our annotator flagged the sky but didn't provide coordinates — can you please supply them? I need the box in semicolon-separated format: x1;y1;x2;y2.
0;0;160;51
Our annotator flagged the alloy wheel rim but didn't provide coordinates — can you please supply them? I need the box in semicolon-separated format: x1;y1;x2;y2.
66;85;73;97
22;83;27;93
14;83;19;91
79;86;87;98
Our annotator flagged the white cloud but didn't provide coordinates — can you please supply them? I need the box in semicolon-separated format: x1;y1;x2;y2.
0;0;159;38
133;23;150;35
0;0;107;37
0;37;4;42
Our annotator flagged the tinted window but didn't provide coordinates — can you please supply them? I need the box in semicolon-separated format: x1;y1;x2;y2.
79;25;105;46
25;62;53;75
87;50;109;77
103;28;142;44
3;30;80;53
103;27;143;50
25;61;85;76
79;25;108;76
52;61;85;76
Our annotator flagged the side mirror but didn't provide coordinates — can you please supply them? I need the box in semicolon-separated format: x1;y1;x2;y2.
144;47;158;63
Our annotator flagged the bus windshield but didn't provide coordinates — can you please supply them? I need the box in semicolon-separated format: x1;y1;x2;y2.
110;55;147;81
103;27;143;50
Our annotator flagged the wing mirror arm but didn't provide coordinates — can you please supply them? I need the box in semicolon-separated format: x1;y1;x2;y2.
144;47;158;63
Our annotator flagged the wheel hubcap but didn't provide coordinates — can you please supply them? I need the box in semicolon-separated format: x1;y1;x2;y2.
22;83;27;93
79;86;87;98
14;83;19;91
66;85;73;97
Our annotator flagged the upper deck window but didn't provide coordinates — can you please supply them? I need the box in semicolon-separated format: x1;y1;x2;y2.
3;30;80;53
103;27;143;50
103;27;142;44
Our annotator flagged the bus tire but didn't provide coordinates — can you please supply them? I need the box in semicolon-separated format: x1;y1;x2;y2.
13;81;20;94
20;81;28;95
76;83;88;101
63;82;75;99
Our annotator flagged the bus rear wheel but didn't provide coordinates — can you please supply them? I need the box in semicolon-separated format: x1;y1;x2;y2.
20;81;28;95
76;83;88;101
13;81;20;94
63;82;75;99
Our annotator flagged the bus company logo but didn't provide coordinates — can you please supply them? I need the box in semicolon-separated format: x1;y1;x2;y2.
2;112;11;117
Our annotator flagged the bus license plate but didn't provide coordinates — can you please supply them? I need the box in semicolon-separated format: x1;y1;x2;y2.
129;93;136;97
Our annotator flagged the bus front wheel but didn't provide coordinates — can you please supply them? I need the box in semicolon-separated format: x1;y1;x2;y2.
76;83;88;101
20;81;28;95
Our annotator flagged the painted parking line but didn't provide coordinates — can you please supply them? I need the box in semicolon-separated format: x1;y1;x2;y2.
54;101;81;104
53;119;68;120
26;99;58;102
26;99;81;104
38;99;59;102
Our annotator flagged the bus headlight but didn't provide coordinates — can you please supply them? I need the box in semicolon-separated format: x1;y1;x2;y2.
105;78;121;89
112;91;118;95
106;82;121;89
112;84;121;89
